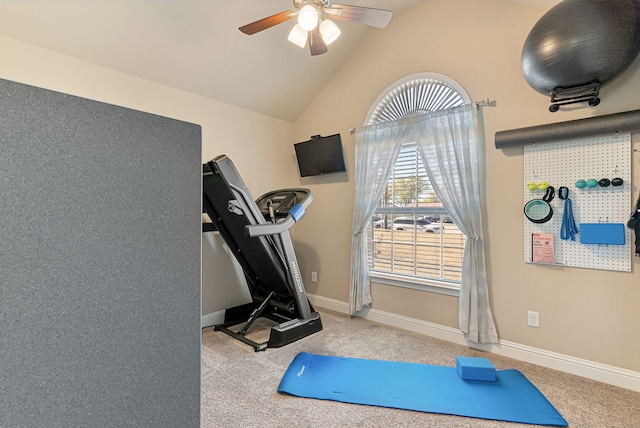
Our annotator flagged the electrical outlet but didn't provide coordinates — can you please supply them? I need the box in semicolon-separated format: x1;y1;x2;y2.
311;271;318;282
527;311;540;328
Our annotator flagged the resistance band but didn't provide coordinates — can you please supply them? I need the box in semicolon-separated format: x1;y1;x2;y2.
559;187;578;241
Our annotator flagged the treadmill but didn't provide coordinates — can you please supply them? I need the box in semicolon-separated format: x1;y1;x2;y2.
202;154;322;351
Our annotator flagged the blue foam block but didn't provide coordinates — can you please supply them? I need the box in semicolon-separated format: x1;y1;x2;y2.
579;223;625;245
279;352;568;427
456;356;496;381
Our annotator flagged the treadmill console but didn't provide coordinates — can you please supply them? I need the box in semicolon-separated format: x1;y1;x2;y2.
256;192;298;220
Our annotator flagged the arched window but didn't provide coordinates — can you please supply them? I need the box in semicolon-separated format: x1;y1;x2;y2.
366;73;470;124
366;73;470;292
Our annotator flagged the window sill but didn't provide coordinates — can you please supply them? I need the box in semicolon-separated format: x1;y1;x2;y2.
369;271;460;297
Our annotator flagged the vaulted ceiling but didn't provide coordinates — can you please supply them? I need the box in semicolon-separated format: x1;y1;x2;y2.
0;0;560;122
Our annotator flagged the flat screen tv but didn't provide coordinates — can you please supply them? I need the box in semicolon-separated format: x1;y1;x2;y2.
294;134;347;177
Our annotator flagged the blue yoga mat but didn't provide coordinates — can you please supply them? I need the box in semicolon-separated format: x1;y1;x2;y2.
278;352;568;427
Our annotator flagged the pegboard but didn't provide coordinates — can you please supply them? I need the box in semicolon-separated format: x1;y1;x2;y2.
523;133;632;271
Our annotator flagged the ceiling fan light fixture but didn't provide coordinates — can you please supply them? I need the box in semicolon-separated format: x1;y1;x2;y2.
298;4;319;31
287;24;308;48
239;2;392;56
319;19;341;45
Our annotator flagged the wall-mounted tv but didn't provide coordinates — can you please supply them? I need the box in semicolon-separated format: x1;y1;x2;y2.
294;134;347;177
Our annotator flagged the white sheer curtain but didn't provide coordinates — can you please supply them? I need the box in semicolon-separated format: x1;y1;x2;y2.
350;124;403;313
351;104;498;344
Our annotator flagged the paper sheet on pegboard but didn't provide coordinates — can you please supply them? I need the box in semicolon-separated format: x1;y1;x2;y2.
523;133;631;272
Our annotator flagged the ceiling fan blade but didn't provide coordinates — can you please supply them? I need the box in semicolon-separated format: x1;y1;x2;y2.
327;4;392;28
239;10;296;35
309;27;328;56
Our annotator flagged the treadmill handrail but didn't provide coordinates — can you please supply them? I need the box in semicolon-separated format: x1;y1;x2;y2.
246;210;299;237
247;188;312;237
228;182;266;226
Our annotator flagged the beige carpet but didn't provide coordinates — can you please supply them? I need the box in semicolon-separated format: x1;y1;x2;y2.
201;309;640;427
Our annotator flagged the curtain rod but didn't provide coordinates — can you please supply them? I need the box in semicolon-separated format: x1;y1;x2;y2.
349;99;496;135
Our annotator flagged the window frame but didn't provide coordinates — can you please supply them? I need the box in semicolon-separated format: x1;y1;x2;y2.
364;72;471;295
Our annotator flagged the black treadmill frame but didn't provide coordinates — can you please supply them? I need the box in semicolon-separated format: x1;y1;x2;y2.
202;155;322;351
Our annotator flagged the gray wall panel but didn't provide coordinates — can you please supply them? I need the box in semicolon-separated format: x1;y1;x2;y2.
0;79;201;427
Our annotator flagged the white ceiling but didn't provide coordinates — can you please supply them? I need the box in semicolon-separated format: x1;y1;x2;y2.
0;0;561;122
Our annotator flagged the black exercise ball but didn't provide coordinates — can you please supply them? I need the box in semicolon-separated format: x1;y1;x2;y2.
521;0;640;95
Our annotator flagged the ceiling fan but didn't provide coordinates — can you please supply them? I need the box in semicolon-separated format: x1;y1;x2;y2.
239;0;393;56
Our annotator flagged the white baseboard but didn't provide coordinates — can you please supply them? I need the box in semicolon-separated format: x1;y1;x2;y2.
307;294;640;393
201;310;225;328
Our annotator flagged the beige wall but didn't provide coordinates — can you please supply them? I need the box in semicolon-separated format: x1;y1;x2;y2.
2;0;638;374
0;35;295;317
292;0;640;372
